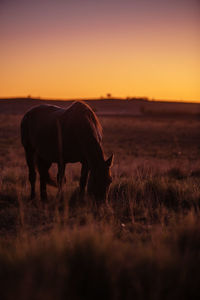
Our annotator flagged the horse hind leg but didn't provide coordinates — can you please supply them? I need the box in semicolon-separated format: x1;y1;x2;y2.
25;149;36;200
57;163;66;192
37;157;51;201
46;172;57;187
55;164;66;214
79;163;89;197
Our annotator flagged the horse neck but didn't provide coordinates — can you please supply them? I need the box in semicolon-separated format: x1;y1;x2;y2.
86;138;105;170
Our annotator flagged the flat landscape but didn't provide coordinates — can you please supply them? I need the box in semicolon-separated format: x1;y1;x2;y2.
0;98;200;299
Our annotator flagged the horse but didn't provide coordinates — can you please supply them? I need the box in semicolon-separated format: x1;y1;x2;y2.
21;101;113;203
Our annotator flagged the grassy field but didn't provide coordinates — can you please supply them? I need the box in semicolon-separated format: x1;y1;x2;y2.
0;100;200;299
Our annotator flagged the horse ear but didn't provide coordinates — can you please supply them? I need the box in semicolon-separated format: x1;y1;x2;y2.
106;154;114;167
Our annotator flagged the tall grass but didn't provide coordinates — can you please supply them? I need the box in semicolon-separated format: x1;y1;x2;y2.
1;212;200;300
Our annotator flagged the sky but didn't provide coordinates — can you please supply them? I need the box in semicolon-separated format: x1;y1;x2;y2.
0;0;200;102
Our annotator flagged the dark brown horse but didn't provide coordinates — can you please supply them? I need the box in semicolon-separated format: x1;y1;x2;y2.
21;101;113;203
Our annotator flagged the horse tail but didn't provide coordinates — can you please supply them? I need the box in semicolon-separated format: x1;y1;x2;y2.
21;113;57;187
21;114;30;149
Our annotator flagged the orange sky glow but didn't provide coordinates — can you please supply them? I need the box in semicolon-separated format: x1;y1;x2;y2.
0;0;200;102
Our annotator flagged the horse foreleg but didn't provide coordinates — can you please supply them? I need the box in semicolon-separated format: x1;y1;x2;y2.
79;163;89;197
25;150;36;200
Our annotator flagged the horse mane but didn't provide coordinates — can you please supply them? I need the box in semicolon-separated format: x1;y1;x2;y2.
69;101;103;143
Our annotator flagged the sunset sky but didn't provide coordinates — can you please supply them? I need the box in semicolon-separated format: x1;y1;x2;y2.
0;0;200;102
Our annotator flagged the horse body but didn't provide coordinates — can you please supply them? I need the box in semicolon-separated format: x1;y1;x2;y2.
21;101;113;202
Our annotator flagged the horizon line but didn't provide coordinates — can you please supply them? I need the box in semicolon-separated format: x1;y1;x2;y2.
0;96;200;104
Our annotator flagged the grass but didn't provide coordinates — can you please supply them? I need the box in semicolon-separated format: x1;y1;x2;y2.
1;214;200;300
0;110;200;299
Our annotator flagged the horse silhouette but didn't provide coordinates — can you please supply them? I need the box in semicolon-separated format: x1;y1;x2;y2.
21;101;113;203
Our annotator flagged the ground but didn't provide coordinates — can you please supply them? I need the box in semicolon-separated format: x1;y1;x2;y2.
0;99;200;299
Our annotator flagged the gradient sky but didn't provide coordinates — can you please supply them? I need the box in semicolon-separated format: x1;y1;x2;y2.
0;0;200;101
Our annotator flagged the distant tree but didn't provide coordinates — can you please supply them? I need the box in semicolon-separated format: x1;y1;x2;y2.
107;93;112;98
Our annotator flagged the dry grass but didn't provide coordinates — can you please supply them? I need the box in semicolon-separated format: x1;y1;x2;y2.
0;109;200;299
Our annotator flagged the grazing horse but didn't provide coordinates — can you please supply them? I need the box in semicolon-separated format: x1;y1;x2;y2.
21;101;113;203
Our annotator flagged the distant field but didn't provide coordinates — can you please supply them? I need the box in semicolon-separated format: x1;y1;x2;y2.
0;97;200;116
0;99;200;299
